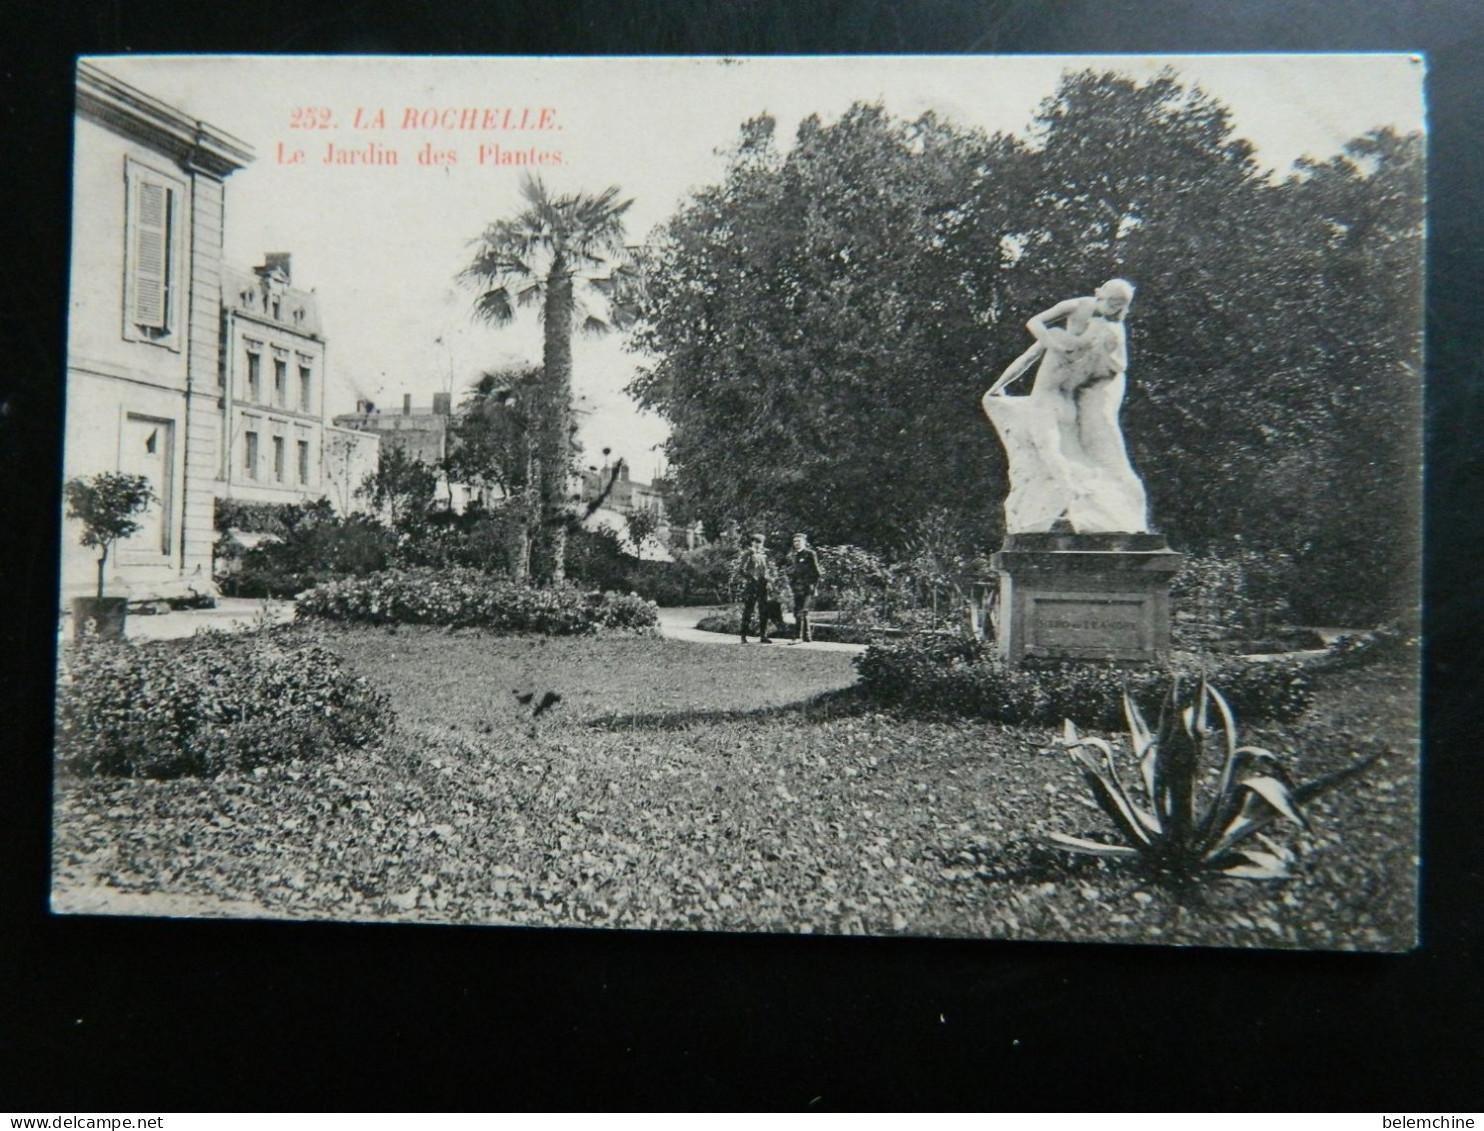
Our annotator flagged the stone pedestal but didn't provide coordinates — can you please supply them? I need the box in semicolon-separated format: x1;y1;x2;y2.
988;532;1183;663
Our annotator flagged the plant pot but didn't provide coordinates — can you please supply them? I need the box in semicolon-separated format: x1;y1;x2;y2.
72;596;128;640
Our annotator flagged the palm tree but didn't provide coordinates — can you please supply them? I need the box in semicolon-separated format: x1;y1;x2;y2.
461;174;641;583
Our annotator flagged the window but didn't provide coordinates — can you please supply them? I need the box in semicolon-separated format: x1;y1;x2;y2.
244;431;259;479
299;365;313;413
297;439;311;485
273;436;286;483
246;350;262;402
274;358;287;407
123;160;185;348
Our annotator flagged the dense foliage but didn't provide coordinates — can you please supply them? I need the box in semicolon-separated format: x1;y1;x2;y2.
854;634;1313;726
55;629;392;779
295;567;659;634
630;70;1422;625
216;497;390;599
213;498;301;536
563;526;701;607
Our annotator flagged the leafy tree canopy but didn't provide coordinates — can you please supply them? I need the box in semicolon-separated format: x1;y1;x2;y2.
630;70;1422;623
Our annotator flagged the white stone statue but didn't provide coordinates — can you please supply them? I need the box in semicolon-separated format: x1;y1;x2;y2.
981;279;1149;534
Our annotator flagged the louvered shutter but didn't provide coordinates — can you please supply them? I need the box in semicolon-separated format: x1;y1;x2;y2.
132;180;171;329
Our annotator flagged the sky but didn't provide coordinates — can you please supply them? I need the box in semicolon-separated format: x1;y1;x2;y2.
93;54;1424;481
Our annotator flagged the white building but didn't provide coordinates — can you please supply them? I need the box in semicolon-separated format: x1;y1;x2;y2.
62;62;252;602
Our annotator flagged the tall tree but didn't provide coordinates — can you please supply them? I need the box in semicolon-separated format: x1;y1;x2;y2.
1018;72;1421;619
461;175;641;583
630;107;1024;548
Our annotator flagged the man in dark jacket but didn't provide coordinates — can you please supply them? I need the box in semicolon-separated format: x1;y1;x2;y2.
735;532;776;643
787;532;823;644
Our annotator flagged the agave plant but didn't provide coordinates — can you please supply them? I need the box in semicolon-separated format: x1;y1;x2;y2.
1046;677;1374;879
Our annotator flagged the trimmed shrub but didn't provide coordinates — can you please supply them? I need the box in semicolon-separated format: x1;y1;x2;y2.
55;629;393;779
295;567;659;634
1169;547;1299;648
854;634;1314;726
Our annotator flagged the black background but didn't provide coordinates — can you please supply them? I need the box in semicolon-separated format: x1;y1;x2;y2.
3;0;1481;1111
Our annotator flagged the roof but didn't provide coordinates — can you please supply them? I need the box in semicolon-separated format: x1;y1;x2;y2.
75;60;254;177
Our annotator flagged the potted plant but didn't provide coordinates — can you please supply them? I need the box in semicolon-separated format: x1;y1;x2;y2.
63;472;156;639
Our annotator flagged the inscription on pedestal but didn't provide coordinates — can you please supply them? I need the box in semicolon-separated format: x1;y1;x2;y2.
1028;596;1147;656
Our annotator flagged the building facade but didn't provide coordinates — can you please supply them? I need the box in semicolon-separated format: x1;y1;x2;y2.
333;393;491;510
218;255;332;507
63;62;253;602
333;393;453;467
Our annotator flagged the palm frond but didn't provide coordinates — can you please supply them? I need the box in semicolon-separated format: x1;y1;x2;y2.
472;287;515;326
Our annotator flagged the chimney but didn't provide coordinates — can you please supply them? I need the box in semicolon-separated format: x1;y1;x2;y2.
262;252;292;282
355;397;375;415
432;392;452;416
403;394;412;416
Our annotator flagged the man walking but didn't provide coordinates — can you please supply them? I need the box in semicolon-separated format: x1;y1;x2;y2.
787;532;822;644
736;532;775;644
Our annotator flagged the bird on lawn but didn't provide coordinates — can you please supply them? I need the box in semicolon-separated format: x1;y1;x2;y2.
512;688;563;718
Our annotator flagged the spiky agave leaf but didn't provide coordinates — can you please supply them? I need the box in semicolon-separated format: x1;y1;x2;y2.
1044;830;1143;859
1219;848;1293;880
1194;684;1245;844
1239;774;1310;831
1075;733;1162;837
1194;745;1269;855
1207;751;1382;860
1154;683;1201;849
1122;687;1161;806
1073;760;1155;847
1204;773;1309;862
1253;832;1296;865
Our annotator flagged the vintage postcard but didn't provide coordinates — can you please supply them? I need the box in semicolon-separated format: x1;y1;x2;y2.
53;54;1424;949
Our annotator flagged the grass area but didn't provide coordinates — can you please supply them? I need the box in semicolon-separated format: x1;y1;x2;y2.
51;625;1418;948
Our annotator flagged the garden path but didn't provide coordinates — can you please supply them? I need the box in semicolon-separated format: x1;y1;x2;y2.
655;605;867;653
60;598;296;643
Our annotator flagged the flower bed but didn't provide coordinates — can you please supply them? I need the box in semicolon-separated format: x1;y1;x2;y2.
294;567;659;634
55;628;393;778
854;634;1314;726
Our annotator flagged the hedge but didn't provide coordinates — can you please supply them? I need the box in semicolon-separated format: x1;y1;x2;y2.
853;634;1314;727
294;567;659;634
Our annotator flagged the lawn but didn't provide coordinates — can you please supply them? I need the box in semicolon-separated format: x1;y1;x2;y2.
51;625;1419;949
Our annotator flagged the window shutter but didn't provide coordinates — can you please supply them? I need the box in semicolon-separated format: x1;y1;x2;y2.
132;180;171;329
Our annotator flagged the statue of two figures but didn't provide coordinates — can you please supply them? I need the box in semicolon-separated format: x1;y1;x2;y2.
981;279;1148;534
